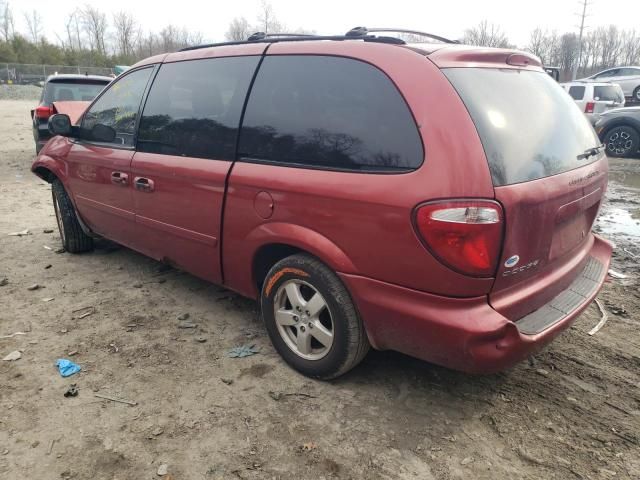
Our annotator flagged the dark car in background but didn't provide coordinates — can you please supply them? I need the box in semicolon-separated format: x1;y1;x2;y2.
30;74;111;153
595;106;640;158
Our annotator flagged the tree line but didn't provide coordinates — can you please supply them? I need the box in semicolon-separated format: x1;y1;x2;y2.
464;21;640;79
0;2;203;67
1;0;638;80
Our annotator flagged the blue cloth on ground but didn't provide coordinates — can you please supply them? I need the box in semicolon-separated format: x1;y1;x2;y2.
56;358;81;377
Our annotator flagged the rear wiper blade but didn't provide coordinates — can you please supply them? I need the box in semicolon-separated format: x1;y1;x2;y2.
577;144;605;160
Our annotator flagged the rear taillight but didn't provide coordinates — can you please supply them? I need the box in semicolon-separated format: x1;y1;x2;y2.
35;105;54;120
414;200;504;277
585;102;595;114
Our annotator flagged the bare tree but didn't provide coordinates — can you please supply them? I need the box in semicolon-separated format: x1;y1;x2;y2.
225;16;251;41
463;20;510;48
113;11;138;58
620;29;640;66
23;9;42;43
64;9;83;52
81;5;108;55
0;0;15;41
136;31;157;57
558;33;579;75
527;28;547;61
256;0;283;34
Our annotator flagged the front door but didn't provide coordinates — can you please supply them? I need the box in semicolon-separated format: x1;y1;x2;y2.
66;67;154;249
131;55;261;283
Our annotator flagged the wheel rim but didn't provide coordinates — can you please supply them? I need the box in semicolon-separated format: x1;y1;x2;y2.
273;279;334;361
635;89;640;101
53;193;66;246
607;131;633;155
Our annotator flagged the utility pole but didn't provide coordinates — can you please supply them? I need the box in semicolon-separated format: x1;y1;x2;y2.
572;0;589;80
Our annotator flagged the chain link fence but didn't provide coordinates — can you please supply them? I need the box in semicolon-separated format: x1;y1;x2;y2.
0;63;115;85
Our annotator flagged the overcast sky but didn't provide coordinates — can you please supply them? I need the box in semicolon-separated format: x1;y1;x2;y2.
12;0;640;48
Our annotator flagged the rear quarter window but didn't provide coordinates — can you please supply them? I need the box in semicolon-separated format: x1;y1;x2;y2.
238;55;423;172
593;86;623;102
445;68;601;186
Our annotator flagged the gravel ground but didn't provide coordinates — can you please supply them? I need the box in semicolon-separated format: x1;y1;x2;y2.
0;99;639;480
0;84;42;101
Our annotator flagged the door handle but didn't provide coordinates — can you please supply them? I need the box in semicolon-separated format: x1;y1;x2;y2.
111;171;128;185
134;177;155;192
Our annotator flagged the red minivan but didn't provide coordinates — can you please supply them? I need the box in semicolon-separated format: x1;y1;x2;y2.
33;29;612;379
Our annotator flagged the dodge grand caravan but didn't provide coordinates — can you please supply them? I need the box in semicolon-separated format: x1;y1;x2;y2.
33;28;612;379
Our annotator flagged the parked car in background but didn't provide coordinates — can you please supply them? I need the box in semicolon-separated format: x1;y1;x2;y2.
594;106;640;158
31;74;111;153
32;29;611;379
560;81;625;124
582;66;640;102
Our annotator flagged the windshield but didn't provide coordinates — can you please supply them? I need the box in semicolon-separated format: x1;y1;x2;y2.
43;80;108;104
444;68;601;186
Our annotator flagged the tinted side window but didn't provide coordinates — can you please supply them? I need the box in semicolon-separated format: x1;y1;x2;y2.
593;86;623;102
596;69;619;78
568;86;585;100
621;68;640;76
239;55;423;172
82;68;152;147
137;56;259;161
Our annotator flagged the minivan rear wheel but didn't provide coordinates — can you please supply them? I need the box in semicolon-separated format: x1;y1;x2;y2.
604;126;640;158
52;179;94;253
260;254;369;379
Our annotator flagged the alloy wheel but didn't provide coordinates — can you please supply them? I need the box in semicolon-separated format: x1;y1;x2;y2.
273;279;334;360
607;131;633;156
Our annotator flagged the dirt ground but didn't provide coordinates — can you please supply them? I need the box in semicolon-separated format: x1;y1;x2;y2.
1;99;639;480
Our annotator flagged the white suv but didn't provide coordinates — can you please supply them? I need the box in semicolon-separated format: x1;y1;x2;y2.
561;81;625;124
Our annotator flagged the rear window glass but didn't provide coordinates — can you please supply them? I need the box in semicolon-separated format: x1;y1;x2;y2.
444;68;601;186
239;55;423;172
593;85;623;102
44;80;108;103
568;85;585;100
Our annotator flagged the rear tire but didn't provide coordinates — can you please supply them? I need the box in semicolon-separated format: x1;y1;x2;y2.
260;254;369;379
633;86;640;102
52;179;93;253
603;126;640;158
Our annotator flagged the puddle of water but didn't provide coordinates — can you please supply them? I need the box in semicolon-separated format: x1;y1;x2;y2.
609;169;640;190
597;207;640;237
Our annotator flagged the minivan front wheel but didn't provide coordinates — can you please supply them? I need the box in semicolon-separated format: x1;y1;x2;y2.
261;254;369;379
604;126;640;158
52;179;94;253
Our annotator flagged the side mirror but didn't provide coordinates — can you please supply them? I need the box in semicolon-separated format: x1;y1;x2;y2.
48;114;72;136
90;124;116;143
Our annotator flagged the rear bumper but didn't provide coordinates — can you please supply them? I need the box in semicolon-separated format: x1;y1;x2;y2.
340;234;612;374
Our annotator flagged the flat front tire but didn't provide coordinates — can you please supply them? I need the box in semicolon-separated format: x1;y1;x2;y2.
261;254;369;379
52;179;93;253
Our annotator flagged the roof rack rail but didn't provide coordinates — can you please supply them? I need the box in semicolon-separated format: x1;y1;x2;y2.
247;32;318;41
346;27;458;44
181;26;455;52
180;34;405;52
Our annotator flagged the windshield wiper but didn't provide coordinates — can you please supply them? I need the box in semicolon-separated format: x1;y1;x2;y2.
577;144;605;161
